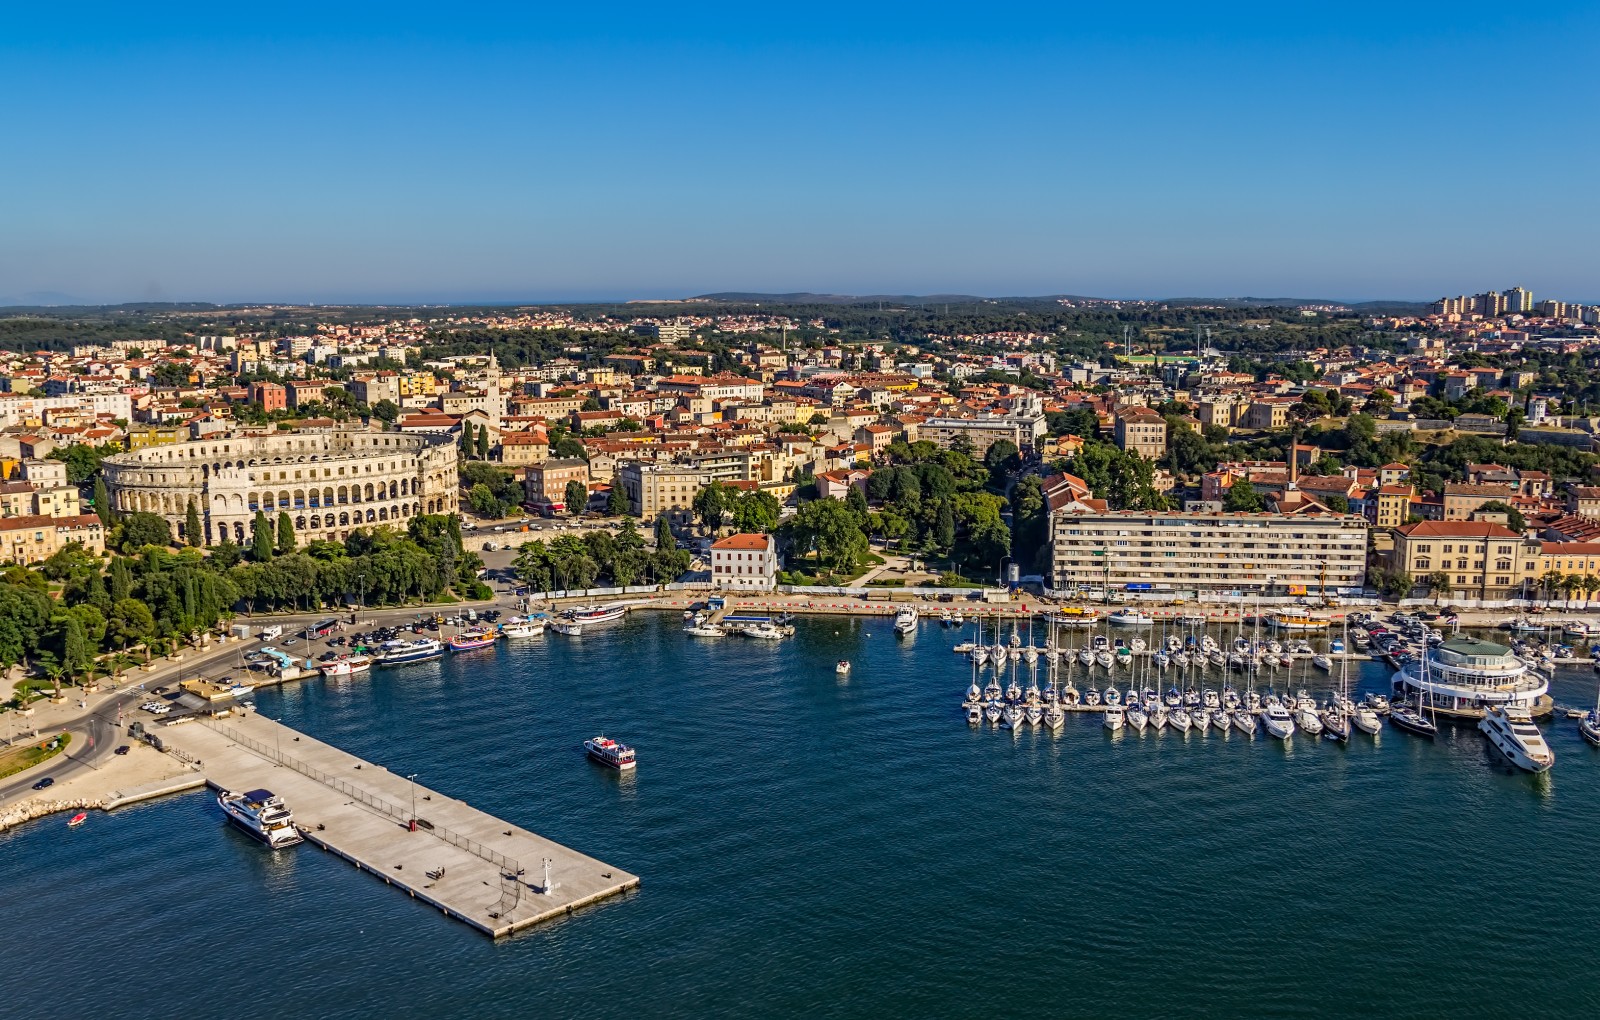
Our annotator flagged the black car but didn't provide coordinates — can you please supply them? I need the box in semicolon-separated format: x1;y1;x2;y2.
115;745;131;755
32;776;54;790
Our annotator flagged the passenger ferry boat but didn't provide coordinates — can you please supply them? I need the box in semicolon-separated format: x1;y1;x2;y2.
1049;607;1099;627
569;604;627;626
893;606;918;636
448;629;497;651
1478;704;1554;773
584;735;637;770
1392;636;1547;719
319;654;372;678
217;788;304;848
373;638;444;667
1267;613;1328;631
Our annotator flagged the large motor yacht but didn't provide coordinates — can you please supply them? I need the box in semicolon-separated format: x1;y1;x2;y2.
893;606;919;637
1393;637;1546;719
1478;704;1554;773
217;789;303;849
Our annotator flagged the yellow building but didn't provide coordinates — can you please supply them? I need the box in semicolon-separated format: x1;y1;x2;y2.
1390;521;1540;600
128;426;186;449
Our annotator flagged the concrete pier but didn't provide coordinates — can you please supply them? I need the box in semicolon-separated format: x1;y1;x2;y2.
156;713;638;938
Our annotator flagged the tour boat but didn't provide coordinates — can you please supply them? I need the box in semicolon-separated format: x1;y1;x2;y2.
319;653;373;677
893;606;918;637
569;604;627;626
374;638;444;667
499;618;545;638
836;660;851;677
1479;704;1554;773
448;630;496;652
1267;613;1327;631
584;735;637;770
217;789;303;849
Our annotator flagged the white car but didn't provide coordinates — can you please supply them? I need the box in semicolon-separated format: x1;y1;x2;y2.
141;701;161;711
148;705;171;715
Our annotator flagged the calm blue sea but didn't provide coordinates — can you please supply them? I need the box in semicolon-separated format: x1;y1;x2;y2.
5;615;1598;1019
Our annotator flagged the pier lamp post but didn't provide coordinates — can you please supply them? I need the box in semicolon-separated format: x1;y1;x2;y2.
406;772;419;827
357;573;366;618
273;717;282;765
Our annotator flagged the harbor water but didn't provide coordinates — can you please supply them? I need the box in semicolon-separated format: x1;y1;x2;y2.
5;614;1600;1018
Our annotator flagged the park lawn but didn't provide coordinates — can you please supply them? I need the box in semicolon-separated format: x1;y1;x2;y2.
0;733;71;781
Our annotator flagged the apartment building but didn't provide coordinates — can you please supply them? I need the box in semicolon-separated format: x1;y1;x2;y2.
1389;520;1541;601
0;514;106;565
523;458;590;513
920;413;1045;456
1048;509;1368;595
1113;407;1167;460
616;461;710;523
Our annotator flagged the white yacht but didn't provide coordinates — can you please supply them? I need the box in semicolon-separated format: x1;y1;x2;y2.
1000;704;1024;730
1295;705;1324;735
893;606;918;637
373;638;444;667
1262;703;1295;739
1043;703;1065;731
1393;637;1546;719
1170;706;1192;732
1479;705;1554;773
1103;704;1126;731
1127;704;1149;732
217;789;303;849
1108;610;1155;626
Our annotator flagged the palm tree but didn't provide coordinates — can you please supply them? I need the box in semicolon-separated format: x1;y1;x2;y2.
1540;570;1564;608
1561;573;1583;610
1584;574;1600;606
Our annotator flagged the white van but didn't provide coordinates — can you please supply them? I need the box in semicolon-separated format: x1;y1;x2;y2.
259;625;283;640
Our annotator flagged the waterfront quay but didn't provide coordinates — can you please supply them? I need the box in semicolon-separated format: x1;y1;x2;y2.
156;712;639;938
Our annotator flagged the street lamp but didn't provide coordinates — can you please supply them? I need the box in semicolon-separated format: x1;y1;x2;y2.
356;573;366;618
406;772;419;827
273;717;282;765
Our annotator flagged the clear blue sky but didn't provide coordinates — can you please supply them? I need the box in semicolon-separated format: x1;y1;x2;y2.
2;2;1596;305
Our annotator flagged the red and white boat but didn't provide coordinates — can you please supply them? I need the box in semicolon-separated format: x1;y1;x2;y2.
68;812;87;827
584;735;637;770
448;629;497;651
319;654;372;678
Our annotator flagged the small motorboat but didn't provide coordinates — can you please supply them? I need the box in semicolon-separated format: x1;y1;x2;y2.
835;660;851;677
68;812;87;828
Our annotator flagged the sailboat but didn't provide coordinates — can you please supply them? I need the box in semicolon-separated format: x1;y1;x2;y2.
1321;620;1352;742
1389;653;1438;739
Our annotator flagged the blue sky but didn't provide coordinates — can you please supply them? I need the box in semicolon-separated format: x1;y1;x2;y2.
2;2;1596;305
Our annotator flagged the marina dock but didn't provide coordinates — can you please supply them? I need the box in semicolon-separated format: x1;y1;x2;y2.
156;713;639;938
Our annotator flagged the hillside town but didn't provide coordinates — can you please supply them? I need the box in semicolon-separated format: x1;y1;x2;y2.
5;288;1600;612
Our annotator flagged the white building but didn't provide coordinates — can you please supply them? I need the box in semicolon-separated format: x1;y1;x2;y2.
711;533;778;591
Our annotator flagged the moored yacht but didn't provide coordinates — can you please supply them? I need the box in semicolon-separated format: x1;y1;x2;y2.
1262;702;1296;740
570;604;628;626
373;639;444;667
217;789;303;849
1479;705;1554;773
319;653;373;677
499;617;544;638
894;606;919;636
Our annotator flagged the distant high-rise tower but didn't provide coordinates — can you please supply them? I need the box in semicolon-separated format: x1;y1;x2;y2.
1502;286;1534;314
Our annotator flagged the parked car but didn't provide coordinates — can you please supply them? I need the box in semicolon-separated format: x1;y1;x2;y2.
114;745;131;756
32;777;54;790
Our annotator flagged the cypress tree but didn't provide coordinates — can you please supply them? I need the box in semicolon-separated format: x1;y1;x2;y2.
476;425;489;461
459;420;474;459
109;557;133;602
251;511;274;562
276;511;296;555
93;476;113;526
185;498;202;547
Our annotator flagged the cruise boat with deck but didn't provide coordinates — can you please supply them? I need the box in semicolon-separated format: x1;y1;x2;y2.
217;788;303;848
1267;613;1327;631
1392;636;1547;719
894;606;918;636
584;735;637;770
499;617;544;638
1107;610;1154;626
1479;704;1554;773
319;653;372;677
569;604;628;626
373;638;444;667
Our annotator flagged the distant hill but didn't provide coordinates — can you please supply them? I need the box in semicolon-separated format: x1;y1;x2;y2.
691;292;1430;313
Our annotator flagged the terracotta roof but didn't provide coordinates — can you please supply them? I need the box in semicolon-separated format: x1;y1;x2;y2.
1395;520;1522;539
711;533;772;551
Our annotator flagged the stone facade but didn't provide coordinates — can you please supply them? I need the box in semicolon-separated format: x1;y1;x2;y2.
103;429;458;546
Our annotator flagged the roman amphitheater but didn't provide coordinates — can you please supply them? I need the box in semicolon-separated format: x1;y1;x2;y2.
102;429;459;546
